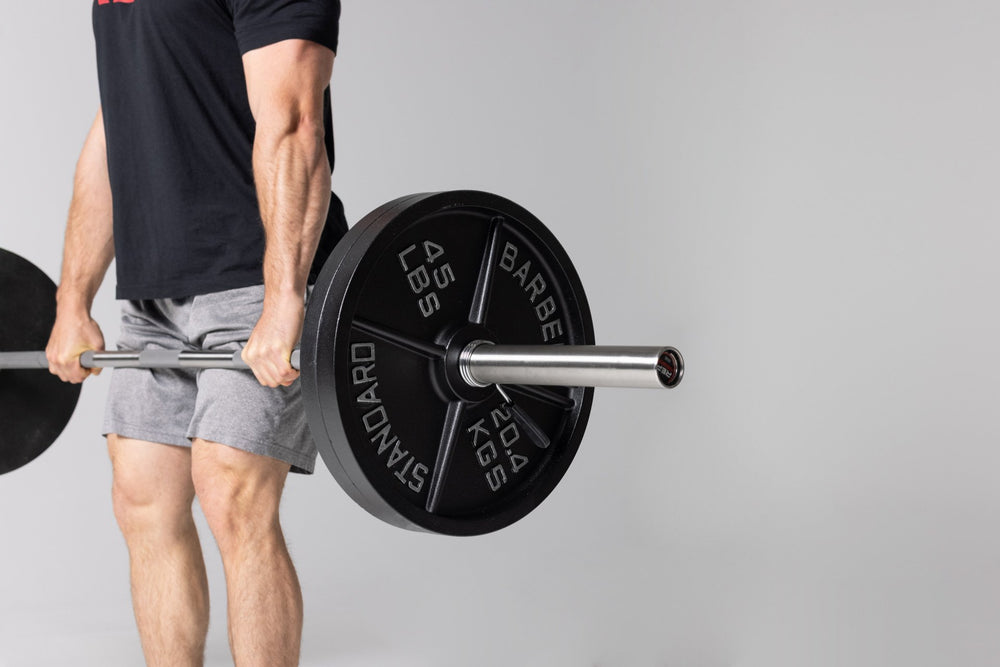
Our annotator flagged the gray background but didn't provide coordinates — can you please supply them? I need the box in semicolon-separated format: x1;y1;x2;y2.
2;1;998;665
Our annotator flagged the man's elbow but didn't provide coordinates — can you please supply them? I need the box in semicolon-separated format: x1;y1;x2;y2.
256;103;326;155
268;98;324;134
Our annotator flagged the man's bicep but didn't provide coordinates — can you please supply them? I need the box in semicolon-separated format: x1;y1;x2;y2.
242;40;334;125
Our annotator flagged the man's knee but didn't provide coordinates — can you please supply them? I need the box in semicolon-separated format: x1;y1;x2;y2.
108;434;196;537
190;439;288;552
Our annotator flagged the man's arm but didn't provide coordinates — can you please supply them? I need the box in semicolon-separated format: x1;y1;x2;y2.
240;39;335;388
46;109;115;383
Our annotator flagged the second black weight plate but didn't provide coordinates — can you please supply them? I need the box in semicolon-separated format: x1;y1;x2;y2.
303;191;594;535
0;248;81;476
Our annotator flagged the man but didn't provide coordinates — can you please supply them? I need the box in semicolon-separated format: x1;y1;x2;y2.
45;1;345;665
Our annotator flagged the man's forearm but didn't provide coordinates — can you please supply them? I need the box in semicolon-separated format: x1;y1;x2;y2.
252;119;330;302
58;110;115;315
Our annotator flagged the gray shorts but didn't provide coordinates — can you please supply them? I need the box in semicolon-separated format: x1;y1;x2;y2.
101;285;316;474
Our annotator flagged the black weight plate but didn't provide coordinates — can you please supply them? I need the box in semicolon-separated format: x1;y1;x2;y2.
0;248;81;475
303;191;594;535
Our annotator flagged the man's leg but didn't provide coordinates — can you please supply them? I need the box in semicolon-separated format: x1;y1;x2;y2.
108;434;210;667
191;438;302;667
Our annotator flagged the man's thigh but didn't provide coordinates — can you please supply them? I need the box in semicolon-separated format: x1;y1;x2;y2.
191;438;290;488
107;435;195;509
190;438;291;529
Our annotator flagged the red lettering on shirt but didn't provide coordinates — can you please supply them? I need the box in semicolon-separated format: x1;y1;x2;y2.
98;0;136;5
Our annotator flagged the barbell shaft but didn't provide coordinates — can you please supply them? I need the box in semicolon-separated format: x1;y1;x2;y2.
0;345;683;389
0;351;49;369
0;350;301;370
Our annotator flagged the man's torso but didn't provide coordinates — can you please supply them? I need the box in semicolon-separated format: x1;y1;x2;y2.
93;0;340;300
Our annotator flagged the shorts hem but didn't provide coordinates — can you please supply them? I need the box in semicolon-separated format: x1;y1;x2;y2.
188;428;317;475
102;421;192;449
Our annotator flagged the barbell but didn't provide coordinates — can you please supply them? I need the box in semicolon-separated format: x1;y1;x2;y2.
0;190;683;535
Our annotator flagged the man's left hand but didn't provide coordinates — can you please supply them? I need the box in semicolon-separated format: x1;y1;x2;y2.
242;295;305;387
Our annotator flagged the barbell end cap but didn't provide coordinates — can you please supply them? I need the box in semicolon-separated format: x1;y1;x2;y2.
656;348;684;388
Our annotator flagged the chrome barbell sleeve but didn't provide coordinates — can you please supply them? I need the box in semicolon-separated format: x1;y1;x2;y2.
459;343;684;389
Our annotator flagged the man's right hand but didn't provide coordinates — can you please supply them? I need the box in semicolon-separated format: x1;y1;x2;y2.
46;308;106;384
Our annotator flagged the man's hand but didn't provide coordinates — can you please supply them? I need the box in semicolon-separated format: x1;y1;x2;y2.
242;294;305;387
46;308;106;384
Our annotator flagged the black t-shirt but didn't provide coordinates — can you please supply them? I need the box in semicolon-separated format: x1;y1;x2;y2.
92;0;345;299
